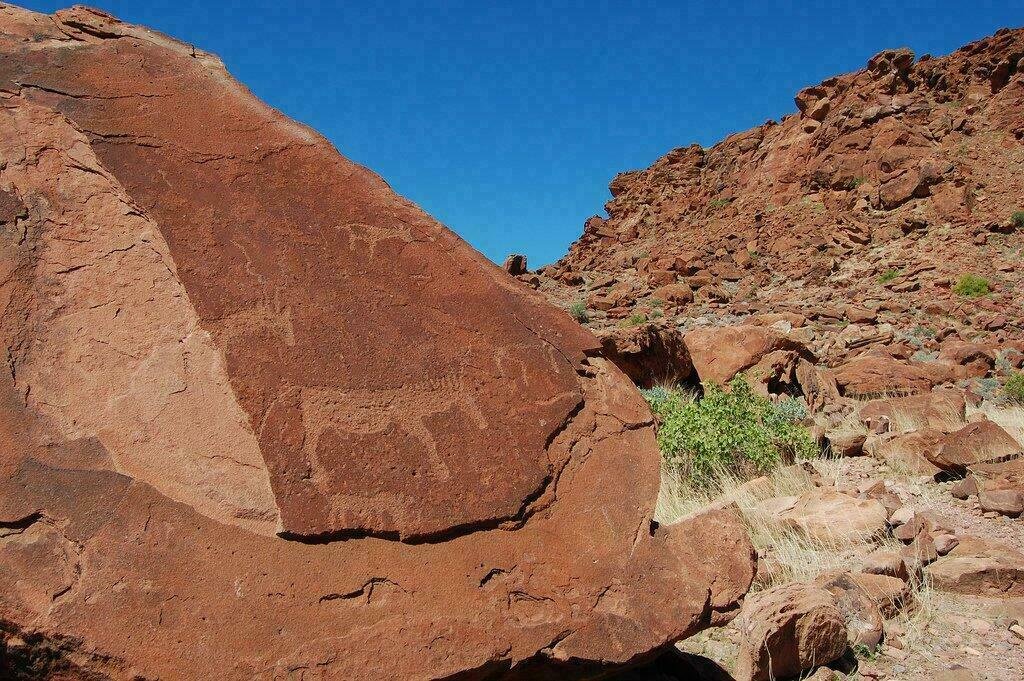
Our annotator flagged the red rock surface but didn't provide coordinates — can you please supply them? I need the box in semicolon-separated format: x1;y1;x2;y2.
684;325;813;386
0;5;755;679
595;322;692;388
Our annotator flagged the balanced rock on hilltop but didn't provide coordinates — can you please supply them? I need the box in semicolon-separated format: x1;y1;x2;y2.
0;5;755;679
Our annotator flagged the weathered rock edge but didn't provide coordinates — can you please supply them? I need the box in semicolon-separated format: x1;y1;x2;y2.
0;4;755;679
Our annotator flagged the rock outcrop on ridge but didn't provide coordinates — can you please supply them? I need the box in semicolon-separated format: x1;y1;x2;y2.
0;5;755;679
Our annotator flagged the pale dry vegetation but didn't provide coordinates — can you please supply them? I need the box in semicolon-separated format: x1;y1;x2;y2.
657;460;878;588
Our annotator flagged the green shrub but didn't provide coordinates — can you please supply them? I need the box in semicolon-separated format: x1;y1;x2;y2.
850;177;867;189
1005;373;1024;405
912;349;939;363
878;269;899;284
772;396;809;425
645;375;818;483
708;198;732;209
641;385;682;416
568;302;589;323
1012;210;1024;229
953;274;991;298
618;313;648;328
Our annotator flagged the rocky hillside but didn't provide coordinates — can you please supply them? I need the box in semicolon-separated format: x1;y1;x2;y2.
535;28;1024;372
513;27;1024;681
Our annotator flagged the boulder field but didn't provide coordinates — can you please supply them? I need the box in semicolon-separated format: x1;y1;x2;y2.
0;5;756;680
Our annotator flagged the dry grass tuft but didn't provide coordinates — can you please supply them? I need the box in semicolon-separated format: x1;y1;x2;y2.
972;402;1024;445
657;458;876;589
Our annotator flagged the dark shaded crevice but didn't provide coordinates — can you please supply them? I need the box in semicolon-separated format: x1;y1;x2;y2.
479;568;509;587
0;620;136;681
318;577;403;604
0;512;43;533
18;81;167;101
278;474;557;546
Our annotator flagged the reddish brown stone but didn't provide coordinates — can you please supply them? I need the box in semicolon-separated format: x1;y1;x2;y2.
924;420;1021;473
926;537;1024;597
859;390;967;434
833;354;937;397
596;323;692;388
0;6;755;679
684;324;813;386
0;187;25;224
502;253;529;275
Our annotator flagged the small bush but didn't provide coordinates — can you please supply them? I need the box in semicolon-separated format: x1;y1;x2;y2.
708;198;732;209
878;269;899;284
1005;373;1024;404
618;313;648;328
568;302;589;323
772;397;809;425
641;385;682;416
975;376;1002;402
953;274;991;298
645;375;818;483
912;349;939;363
850;177;867;189
1012;210;1024;229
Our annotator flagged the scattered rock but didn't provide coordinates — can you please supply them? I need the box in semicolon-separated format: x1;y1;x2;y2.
815;570;885;650
863;548;910;581
781;491;888;544
850;572;913;618
859;390;967;433
926;537;1024;597
502;253;528;275
683;325;813;386
827;431;867;457
875;430;944;477
596;323;693;388
833;355;936;397
733;583;848;681
933;533;960;556
924;421;1021;473
651;282;695;306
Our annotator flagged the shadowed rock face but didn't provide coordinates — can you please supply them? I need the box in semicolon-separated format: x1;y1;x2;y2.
0;4;754;679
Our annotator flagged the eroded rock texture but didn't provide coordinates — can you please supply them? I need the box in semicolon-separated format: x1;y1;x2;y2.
0;4;755;679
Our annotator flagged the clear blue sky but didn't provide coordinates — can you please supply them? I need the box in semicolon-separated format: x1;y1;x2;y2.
18;1;1023;266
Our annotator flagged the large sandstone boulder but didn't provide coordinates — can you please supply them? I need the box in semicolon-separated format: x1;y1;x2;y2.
683;325;813;386
833;354;936;397
780;490;888;545
596;323;692;388
925;537;1024;597
859;389;967;434
733;583;848;681
924;420;1021;473
0;6;756;679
